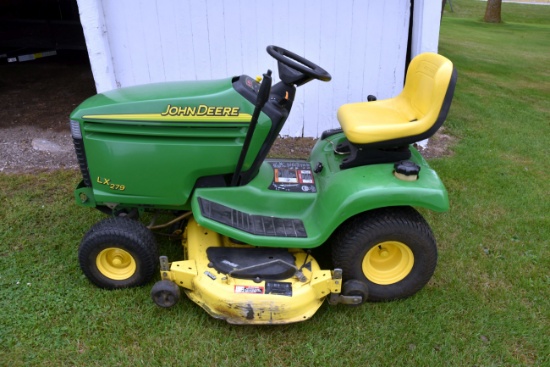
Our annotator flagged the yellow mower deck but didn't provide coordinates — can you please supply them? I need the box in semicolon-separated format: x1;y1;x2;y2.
160;218;344;325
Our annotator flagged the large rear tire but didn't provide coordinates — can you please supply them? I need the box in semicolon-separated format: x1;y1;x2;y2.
79;217;158;289
331;207;437;302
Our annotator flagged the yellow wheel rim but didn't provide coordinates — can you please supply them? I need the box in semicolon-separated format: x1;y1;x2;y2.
96;248;136;280
362;241;414;285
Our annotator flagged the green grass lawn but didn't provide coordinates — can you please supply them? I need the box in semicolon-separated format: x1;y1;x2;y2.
1;1;549;366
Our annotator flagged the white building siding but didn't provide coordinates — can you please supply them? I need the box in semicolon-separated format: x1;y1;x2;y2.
78;0;441;137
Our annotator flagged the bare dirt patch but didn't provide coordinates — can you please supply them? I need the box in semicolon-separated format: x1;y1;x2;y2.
269;137;317;159
417;127;456;160
269;129;455;161
0;51;95;173
0;126;76;172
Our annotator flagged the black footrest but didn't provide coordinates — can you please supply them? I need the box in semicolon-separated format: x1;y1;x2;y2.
207;247;296;281
198;198;307;238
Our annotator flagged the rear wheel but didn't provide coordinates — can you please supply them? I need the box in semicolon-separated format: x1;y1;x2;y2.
79;217;158;289
331;207;437;301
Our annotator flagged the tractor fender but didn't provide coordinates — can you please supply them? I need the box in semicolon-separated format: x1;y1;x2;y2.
310;155;449;239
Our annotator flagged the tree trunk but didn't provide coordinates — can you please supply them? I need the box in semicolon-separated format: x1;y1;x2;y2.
484;0;502;23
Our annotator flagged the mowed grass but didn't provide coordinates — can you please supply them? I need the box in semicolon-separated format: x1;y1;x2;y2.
1;2;549;366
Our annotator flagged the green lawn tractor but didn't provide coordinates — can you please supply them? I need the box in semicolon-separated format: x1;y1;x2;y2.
70;46;457;324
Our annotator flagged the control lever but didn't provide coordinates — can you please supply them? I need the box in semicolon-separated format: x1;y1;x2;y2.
231;70;272;186
255;70;272;108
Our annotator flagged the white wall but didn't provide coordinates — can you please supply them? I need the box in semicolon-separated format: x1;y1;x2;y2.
77;0;440;138
411;0;442;56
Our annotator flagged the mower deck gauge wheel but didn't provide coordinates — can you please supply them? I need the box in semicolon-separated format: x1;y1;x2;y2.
341;280;369;307
151;280;181;308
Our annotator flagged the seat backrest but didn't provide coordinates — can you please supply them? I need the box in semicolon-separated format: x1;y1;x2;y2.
396;52;457;142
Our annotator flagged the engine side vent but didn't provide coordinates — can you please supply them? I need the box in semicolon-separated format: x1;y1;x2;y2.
72;137;91;187
198;197;307;238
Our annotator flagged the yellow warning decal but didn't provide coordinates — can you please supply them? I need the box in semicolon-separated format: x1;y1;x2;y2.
84;104;252;123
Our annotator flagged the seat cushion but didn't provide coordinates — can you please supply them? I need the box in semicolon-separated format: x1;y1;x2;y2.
337;98;423;145
337;52;455;146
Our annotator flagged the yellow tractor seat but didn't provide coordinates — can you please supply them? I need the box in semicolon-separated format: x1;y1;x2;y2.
338;52;457;148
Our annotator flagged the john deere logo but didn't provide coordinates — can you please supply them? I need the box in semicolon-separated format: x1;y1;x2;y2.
82;104;251;123
161;104;241;117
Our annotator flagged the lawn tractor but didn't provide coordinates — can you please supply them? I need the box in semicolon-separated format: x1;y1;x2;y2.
70;46;456;324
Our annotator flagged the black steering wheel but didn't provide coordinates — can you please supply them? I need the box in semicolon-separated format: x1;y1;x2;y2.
266;45;331;86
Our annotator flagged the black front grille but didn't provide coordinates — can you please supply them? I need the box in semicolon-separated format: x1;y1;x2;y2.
73;137;91;187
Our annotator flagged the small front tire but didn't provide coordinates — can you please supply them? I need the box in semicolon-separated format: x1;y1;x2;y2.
78;217;158;289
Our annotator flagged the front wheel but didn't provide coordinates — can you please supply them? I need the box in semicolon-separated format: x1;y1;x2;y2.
78;217;158;289
331;207;437;302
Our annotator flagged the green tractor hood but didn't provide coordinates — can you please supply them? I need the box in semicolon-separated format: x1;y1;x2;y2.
70;78;254;123
70;77;273;209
